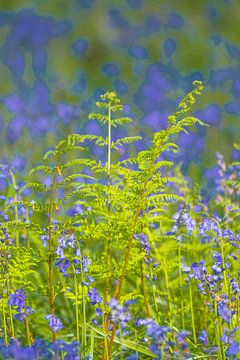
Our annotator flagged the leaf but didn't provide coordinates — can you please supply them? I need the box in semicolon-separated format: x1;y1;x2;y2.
86;323;156;358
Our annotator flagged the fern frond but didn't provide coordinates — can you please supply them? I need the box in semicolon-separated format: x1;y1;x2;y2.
112;136;142;149
29;165;52;175
19;182;47;194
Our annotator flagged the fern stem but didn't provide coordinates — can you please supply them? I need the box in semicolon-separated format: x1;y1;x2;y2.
48;168;58;342
102;101;112;357
104;102;112;306
108;179;149;357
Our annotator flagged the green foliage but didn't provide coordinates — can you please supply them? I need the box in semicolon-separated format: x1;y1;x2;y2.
5;82;240;359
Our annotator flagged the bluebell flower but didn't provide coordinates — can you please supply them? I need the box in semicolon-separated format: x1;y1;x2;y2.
128;45;148;60
40;234;48;247
218;302;231;323
108;298;131;328
198;330;208;346
163;39;176;58
134;233;151;255
220;332;229;343
81;256;91;272
55;258;71;276
226;341;239;357
165;13;184;28
45;314;63;332
102;63;119;77
8;289;25;312
126;0;142;9
87;288;102;305
113;80;128;95
72;38;89;56
67;233;75;248
230;278;240;294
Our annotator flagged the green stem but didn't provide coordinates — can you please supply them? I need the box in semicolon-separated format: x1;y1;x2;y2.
140;260;151;318
79;246;87;358
189;282;196;343
214;299;224;360
145;227;160;323
102;102;112;358
9;169;19;247
48;167;58;342
74;272;80;346
178;243;185;330
2;299;8;345
9;304;15;339
163;255;173;326
220;237;228;293
25;317;31;346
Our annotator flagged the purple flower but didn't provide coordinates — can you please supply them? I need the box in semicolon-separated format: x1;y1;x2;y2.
72;38;89;56
218;302;231;323
40;234;48;247
128;45;148;60
45;314;63;332
134;233;151;255
102;63;119;77
55;258;71;276
8;289;25;312
87;288;102;305
163;39;176;58
198;330;208;346
81;256;91;272
126;0;142;9
108;298;131;328
226;341;239;357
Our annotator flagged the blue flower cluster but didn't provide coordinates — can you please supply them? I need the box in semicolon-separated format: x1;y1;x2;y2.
45;314;63;332
8;289;33;321
0;338;80;360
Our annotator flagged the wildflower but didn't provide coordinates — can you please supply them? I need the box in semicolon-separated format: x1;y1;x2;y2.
81;256;91;272
198;330;208;346
218;302;231;323
220;332;229;343
226;341;239;357
45;314;63;332
55;258;71;276
8;289;26;312
40;234;48;247
176;330;191;350
134;233;151;255
87;288;102;305
8;289;33;321
108;298;131;328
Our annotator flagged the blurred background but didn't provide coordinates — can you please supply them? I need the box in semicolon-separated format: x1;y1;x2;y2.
0;0;239;184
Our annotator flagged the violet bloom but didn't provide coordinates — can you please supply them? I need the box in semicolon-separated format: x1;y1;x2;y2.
108;298;131;328
87;288;102;305
226;341;239;357
134;233;151;255
8;289;25;312
45;314;63;332
55;258;71;276
198;330;208;346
